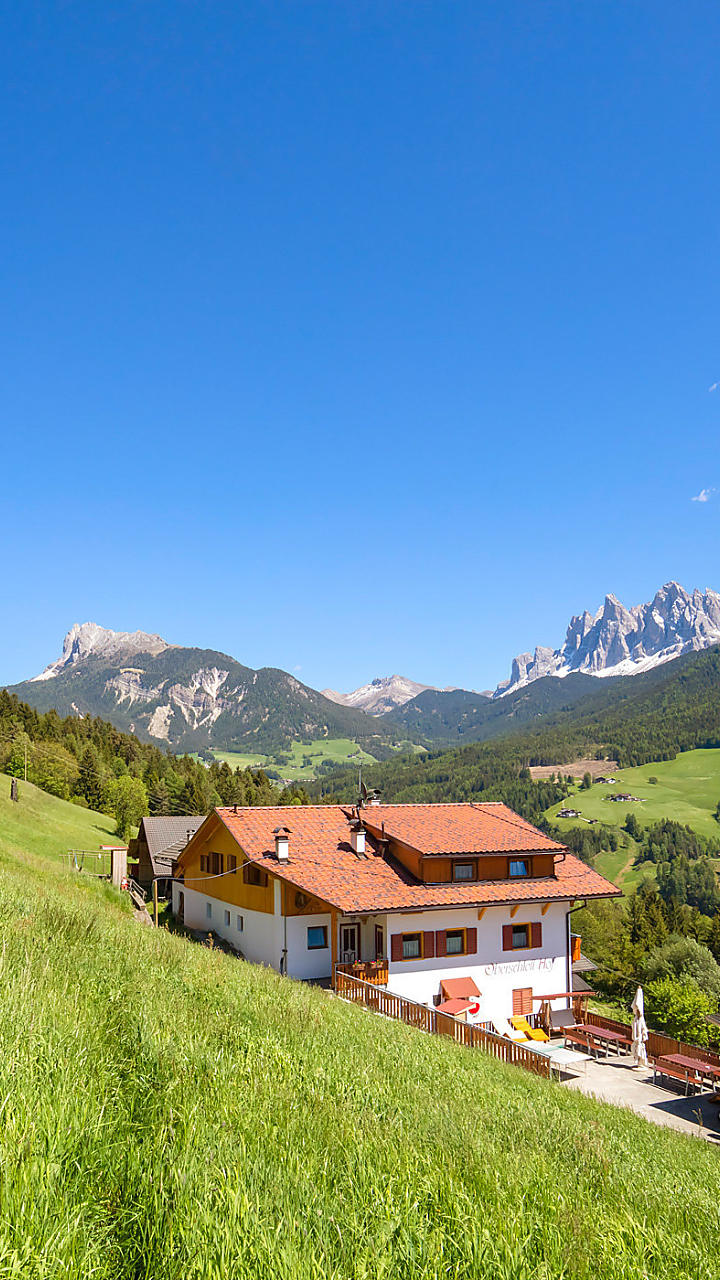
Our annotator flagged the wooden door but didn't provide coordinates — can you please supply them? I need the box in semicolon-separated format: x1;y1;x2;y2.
340;923;359;963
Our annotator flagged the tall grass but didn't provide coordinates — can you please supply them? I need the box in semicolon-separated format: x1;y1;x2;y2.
0;836;718;1277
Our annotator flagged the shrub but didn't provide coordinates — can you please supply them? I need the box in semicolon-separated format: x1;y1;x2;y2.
640;934;720;1002
644;976;713;1046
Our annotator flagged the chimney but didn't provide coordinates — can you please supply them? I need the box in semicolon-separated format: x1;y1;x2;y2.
350;821;366;856
273;826;291;861
368;790;382;807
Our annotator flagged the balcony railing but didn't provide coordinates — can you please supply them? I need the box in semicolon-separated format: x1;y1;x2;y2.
335;958;389;986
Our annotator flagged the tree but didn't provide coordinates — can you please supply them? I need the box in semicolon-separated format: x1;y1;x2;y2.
580;772;592;790
108;775;149;840
643;977;713;1047
640;935;720;1002
625;812;641;840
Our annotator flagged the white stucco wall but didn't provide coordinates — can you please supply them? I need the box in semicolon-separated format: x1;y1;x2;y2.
383;903;570;1023
173;882;284;969
285;912;333;980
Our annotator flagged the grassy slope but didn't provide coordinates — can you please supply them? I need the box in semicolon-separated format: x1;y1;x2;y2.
545;748;720;889
0;787;719;1276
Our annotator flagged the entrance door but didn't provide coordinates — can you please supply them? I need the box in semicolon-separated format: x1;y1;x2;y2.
340;922;359;964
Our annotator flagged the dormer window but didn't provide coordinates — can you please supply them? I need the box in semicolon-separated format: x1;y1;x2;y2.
453;861;475;882
509;859;529;878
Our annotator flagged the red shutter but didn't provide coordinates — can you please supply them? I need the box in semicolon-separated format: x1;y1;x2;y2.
423;931;435;959
391;934;403;962
531;922;542;949
435;930;447;957
502;924;514;951
465;927;477;955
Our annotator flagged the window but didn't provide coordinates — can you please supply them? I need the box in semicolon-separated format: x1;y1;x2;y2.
200;854;209;874
445;929;466;956
210;851;222;875
228;854;237;873
509;859;529;878
236;914;244;932
503;922;541;952
402;933;422;960
224;910;230;927
307;926;328;950
244;864;268;887
453;862;475;881
206;902;212;920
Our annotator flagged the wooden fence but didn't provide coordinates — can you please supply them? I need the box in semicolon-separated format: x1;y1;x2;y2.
586;1010;720;1068
335;970;551;1078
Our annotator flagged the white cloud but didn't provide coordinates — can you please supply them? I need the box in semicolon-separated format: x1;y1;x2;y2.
692;487;714;503
293;664;302;672
710;382;719;392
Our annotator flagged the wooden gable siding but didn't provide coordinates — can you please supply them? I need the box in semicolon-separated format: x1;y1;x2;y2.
178;813;274;914
282;882;333;916
421;853;557;883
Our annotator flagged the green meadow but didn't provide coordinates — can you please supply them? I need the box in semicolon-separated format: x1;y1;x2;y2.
0;778;719;1277
545;748;720;890
209;736;379;780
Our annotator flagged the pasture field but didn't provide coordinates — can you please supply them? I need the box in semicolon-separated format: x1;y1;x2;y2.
546;748;720;840
544;748;720;890
0;779;719;1276
209;736;379;780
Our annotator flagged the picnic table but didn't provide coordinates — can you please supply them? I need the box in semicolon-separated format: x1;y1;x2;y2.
564;1023;630;1058
653;1052;720;1095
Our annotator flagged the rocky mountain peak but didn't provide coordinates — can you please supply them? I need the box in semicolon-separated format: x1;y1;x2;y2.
31;622;169;682
322;674;436;716
496;582;720;697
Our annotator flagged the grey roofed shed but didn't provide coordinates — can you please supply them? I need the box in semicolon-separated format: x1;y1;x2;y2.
129;815;206;887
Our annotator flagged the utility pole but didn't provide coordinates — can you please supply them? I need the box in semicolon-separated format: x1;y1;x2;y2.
153;879;159;928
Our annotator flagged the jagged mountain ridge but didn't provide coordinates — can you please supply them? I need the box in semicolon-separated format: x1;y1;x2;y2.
6;624;405;756
495;582;720;697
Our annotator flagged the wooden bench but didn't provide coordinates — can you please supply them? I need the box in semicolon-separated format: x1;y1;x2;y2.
652;1058;701;1095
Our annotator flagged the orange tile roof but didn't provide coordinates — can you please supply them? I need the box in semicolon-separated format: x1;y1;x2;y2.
199;804;620;915
359;803;565;855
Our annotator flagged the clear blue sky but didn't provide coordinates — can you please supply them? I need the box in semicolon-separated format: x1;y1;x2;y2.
2;2;719;693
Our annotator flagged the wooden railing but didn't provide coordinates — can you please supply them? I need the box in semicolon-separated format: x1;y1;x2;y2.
335;960;389;986
335;970;551;1078
586;1011;720;1068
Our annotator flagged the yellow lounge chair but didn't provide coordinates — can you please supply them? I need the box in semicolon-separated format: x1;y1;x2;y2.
510;1015;550;1042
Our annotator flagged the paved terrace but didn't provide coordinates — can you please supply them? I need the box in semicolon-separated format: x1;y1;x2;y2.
560;1055;720;1143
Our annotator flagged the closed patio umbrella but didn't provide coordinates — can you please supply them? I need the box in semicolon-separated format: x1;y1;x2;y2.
631;986;648;1068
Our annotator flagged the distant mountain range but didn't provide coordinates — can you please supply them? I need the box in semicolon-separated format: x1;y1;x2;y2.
6;623;403;756
5;582;720;758
495;582;720;696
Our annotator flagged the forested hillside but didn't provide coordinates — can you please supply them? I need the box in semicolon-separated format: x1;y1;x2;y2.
0;690;305;837
313;646;720;812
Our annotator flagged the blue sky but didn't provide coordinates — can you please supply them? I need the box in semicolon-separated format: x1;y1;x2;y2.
2;2;719;693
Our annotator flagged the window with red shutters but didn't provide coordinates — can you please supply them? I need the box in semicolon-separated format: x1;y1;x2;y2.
435;930;447;957
465;927;477;955
391;934;403;962
531;921;542;948
423;931;435;959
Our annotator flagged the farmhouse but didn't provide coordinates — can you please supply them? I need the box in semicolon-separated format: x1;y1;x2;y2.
172;802;619;1024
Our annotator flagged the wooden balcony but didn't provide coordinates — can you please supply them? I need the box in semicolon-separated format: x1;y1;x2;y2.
335;958;388;987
